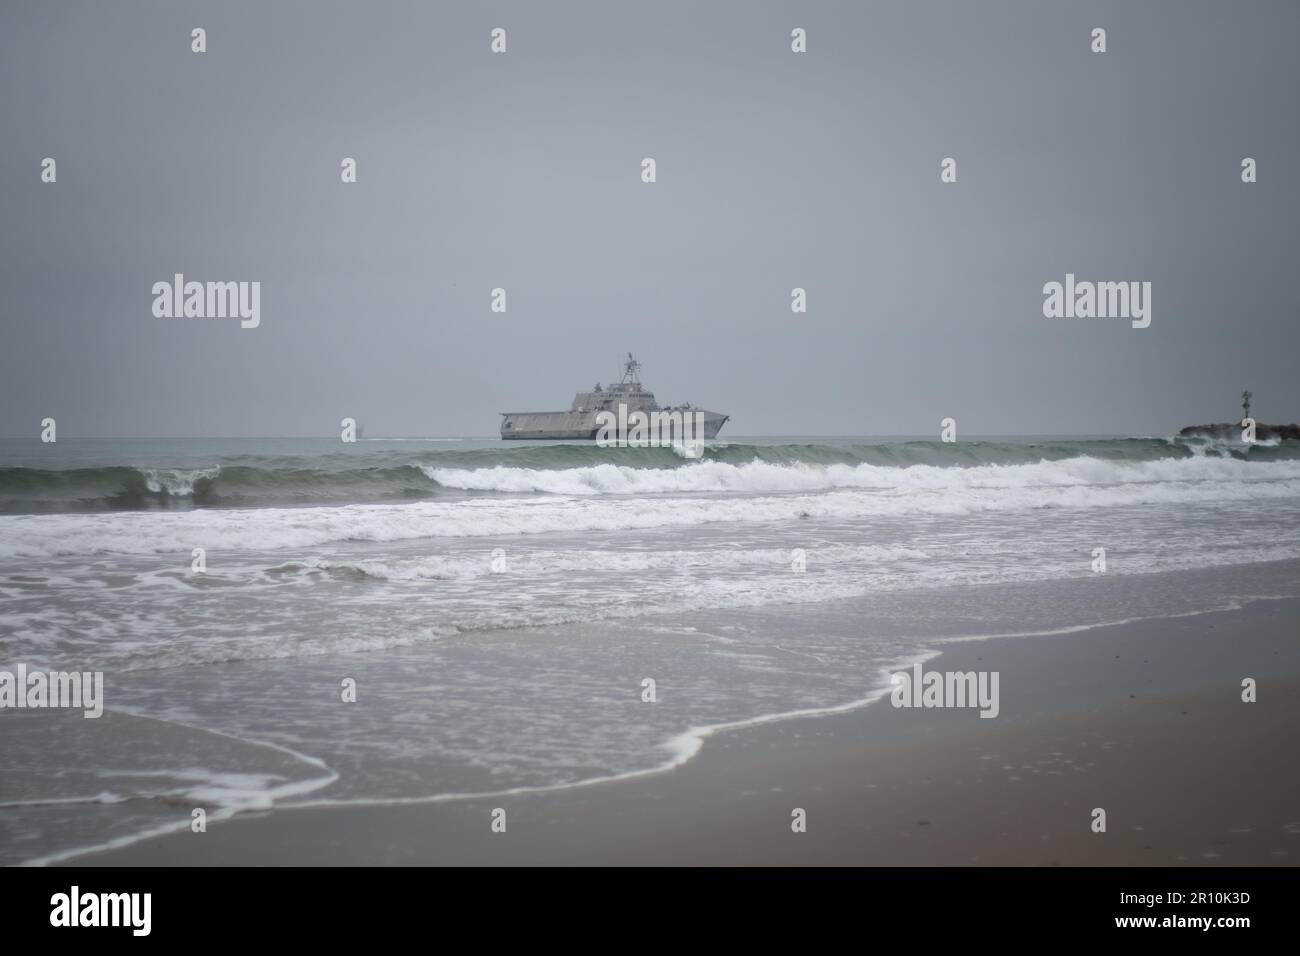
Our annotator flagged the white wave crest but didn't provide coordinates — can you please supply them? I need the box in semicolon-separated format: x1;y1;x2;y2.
140;467;220;496
3;455;1299;557
423;455;1300;496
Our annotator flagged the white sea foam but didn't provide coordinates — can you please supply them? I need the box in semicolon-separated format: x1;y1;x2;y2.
3;455;1299;558
422;455;1300;496
140;467;219;496
303;543;930;582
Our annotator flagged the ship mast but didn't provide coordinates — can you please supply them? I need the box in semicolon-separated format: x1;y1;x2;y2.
620;352;641;387
1242;389;1252;420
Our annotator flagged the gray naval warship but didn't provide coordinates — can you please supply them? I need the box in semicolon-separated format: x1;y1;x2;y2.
500;354;729;441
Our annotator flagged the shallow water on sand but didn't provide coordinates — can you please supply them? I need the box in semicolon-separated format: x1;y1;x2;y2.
2;437;1299;863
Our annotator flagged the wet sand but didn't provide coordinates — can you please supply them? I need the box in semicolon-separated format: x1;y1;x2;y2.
72;597;1300;865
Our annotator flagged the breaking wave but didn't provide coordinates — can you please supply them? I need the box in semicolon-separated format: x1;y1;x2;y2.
4;453;1300;558
421;454;1300;496
2;436;1296;514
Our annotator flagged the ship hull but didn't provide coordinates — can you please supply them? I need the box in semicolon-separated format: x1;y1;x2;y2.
501;409;728;441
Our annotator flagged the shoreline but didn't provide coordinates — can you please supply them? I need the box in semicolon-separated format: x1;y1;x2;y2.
64;595;1300;866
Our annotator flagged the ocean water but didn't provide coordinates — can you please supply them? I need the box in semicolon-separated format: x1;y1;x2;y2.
3;434;1300;864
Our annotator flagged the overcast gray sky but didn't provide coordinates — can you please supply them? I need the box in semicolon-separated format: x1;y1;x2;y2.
1;0;1296;437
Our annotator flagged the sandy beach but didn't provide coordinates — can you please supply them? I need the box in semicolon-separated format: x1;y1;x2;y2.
69;596;1300;866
